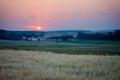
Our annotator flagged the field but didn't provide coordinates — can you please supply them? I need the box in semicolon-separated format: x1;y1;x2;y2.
0;50;120;80
0;40;120;55
0;40;120;80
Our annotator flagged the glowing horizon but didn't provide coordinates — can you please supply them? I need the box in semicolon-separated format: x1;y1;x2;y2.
0;0;120;30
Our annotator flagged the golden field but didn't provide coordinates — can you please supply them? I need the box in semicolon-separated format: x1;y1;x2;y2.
0;50;120;80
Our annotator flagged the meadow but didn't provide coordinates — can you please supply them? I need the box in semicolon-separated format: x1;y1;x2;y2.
0;40;120;55
0;50;120;80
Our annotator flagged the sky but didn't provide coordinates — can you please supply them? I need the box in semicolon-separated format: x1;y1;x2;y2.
0;0;120;31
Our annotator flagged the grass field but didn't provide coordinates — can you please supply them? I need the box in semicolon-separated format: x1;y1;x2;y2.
0;40;120;80
0;40;120;55
0;50;120;80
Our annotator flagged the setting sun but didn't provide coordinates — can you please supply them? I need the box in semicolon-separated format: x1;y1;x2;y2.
36;26;42;30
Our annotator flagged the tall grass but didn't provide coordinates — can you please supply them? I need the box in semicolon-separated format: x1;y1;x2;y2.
0;50;120;80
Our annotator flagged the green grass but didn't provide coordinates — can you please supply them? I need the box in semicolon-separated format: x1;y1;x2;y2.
0;40;120;55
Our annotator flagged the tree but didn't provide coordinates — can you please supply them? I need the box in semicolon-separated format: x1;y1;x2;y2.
77;32;87;40
108;32;114;40
114;30;120;40
0;29;7;39
7;32;22;40
61;34;73;41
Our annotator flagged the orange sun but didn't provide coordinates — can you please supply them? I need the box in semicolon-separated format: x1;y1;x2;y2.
36;26;42;30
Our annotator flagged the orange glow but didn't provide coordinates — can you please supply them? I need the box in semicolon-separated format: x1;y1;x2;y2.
36;26;42;30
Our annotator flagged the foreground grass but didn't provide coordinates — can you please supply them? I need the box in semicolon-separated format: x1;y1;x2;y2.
0;40;120;55
0;50;120;80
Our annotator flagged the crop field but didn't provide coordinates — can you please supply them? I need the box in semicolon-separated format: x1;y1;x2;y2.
0;50;120;80
0;40;120;80
0;40;120;55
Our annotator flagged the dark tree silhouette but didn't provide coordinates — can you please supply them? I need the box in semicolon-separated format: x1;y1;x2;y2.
61;34;73;41
108;32;114;40
114;30;120;40
0;29;7;39
7;32;22;40
77;32;87;40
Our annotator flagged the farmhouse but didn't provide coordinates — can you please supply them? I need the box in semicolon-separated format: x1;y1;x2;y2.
21;31;44;41
5;31;45;41
22;35;44;41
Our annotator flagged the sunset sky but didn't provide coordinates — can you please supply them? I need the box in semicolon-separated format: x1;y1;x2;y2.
0;0;120;30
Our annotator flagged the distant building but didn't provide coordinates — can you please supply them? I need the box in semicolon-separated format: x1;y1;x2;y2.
22;35;44;41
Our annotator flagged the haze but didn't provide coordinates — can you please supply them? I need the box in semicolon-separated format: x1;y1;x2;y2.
0;0;120;30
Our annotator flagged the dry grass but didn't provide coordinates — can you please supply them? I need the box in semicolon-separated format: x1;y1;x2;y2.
0;50;120;80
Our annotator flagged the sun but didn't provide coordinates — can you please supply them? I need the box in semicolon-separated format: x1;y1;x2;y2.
36;26;42;30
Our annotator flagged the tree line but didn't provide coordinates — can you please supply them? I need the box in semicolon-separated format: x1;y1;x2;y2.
77;30;120;40
0;30;44;40
0;29;120;41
